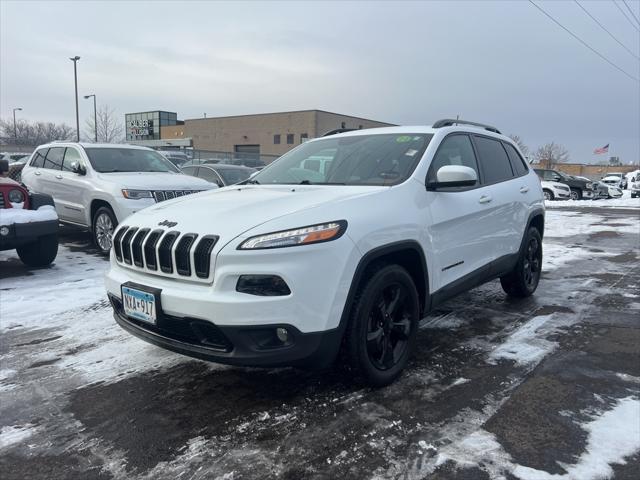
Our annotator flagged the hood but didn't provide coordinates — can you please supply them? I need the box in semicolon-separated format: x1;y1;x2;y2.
96;171;213;190
123;184;386;241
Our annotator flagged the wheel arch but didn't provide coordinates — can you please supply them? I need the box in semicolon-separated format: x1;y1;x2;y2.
339;241;430;331
90;199;114;231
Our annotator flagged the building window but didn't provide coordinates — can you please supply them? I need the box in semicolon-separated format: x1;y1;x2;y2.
300;133;308;143
287;133;294;144
274;134;281;145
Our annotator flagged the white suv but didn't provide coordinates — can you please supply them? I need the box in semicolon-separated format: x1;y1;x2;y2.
21;143;214;254
105;120;545;386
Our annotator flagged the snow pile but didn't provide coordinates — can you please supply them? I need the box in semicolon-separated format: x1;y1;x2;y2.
0;424;39;450
488;315;570;366
0;205;58;226
514;396;640;480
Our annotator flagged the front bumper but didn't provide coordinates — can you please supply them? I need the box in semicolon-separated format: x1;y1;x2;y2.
551;188;570;199
109;293;342;368
0;219;58;249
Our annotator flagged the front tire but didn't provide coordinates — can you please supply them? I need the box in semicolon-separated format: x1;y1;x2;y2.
92;206;117;255
500;227;542;298
543;189;553;201
343;263;419;387
17;234;58;267
570;188;582;200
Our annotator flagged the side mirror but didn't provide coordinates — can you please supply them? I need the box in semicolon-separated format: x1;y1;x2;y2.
426;165;477;190
0;159;8;174
70;161;86;175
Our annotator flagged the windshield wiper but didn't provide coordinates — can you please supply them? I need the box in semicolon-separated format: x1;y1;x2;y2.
244;179;260;185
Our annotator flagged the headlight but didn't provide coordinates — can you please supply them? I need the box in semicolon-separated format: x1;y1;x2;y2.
122;189;153;200
238;221;347;250
8;189;25;203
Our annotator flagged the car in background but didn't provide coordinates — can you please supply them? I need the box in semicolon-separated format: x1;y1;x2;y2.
533;169;595;200
540;180;570;200
601;174;626;190
21;143;215;255
157;150;190;168
181;164;257;187
0;158;59;267
630;177;640;198
594;181;623;199
1;152;31;181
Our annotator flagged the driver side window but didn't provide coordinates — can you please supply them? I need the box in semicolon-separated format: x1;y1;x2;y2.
427;135;479;185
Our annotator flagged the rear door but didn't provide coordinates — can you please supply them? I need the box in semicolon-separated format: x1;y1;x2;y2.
472;135;521;262
39;147;66;216
426;134;496;290
21;148;48;192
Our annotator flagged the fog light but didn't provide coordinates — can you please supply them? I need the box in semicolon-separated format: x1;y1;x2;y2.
0;226;9;236
276;327;289;343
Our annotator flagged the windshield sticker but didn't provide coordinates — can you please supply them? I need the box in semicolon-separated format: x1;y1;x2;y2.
395;135;412;143
405;149;418;157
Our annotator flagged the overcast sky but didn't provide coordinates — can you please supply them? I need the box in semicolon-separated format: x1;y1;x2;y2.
1;0;639;163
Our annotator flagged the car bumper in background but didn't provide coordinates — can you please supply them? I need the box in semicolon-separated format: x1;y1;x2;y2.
0;219;58;249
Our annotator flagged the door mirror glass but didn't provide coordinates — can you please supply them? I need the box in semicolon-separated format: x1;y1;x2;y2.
427;165;477;190
70;161;86;175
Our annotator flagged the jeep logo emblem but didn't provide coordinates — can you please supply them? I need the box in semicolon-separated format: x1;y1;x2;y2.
158;220;178;228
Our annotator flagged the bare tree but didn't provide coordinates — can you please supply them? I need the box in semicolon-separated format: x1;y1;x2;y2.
85;105;124;143
0;118;75;146
508;134;529;156
534;142;569;168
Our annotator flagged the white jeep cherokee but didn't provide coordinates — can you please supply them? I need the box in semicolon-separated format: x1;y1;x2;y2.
105;120;545;386
21;143;214;254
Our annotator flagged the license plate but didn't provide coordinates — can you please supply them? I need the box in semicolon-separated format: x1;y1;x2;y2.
122;286;157;324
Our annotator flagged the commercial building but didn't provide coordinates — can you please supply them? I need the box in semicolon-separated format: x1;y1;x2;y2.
126;109;393;162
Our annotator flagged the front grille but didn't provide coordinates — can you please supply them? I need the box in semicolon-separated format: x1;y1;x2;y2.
0;192;5;209
113;226;218;281
152;190;200;203
110;295;232;352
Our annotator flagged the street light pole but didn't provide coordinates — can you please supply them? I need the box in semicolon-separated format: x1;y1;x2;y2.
12;107;22;143
69;56;81;142
84;94;97;142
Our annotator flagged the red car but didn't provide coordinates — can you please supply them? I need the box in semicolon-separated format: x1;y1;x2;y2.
0;159;59;267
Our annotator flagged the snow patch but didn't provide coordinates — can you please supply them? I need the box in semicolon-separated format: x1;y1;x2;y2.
421;313;467;329
0;205;57;226
0;424;39;450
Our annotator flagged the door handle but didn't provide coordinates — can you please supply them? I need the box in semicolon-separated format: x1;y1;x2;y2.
478;195;492;204
520;187;529;193
55;174;63;179
34;171;41;176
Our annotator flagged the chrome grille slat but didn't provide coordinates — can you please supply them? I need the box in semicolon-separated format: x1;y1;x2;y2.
131;228;150;267
121;228;138;265
152;190;201;203
158;231;180;273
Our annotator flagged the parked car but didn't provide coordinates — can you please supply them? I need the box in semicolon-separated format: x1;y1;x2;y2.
0;159;59;267
157;150;190;168
1;152;30;162
21;143;215;255
1;153;31;181
630;176;640;198
533;169;595;200
180;158;222;168
601;174;626;190
181;164;257;187
540;180;570;200
105;119;545;386
595;181;623;199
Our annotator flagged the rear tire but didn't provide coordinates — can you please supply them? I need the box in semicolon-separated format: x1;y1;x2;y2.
500;227;542;298
570;188;582;200
17;234;58;267
543;189;553;201
92;206;117;255
343;263;419;387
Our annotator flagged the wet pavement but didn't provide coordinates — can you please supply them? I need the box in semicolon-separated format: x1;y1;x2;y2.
0;206;638;479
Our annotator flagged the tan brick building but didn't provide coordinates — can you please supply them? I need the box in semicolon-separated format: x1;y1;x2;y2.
540;163;638;180
183;110;394;158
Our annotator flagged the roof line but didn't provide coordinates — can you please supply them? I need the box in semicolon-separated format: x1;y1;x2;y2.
183;109;395;125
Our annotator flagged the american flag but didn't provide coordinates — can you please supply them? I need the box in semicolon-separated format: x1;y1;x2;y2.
594;144;609;155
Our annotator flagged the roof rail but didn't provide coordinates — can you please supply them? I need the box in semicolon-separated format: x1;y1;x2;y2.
322;128;356;137
432;119;501;135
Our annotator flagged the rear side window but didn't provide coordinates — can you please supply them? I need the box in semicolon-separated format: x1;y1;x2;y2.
473;136;514;184
428;134;480;184
43;147;65;170
503;142;528;176
30;148;48;168
181;166;198;176
62;147;82;171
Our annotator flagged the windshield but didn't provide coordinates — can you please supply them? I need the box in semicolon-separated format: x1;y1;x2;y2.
217;167;256;185
84;148;180;173
252;133;433;186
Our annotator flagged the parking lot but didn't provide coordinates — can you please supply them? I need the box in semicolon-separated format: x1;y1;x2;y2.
0;199;638;480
